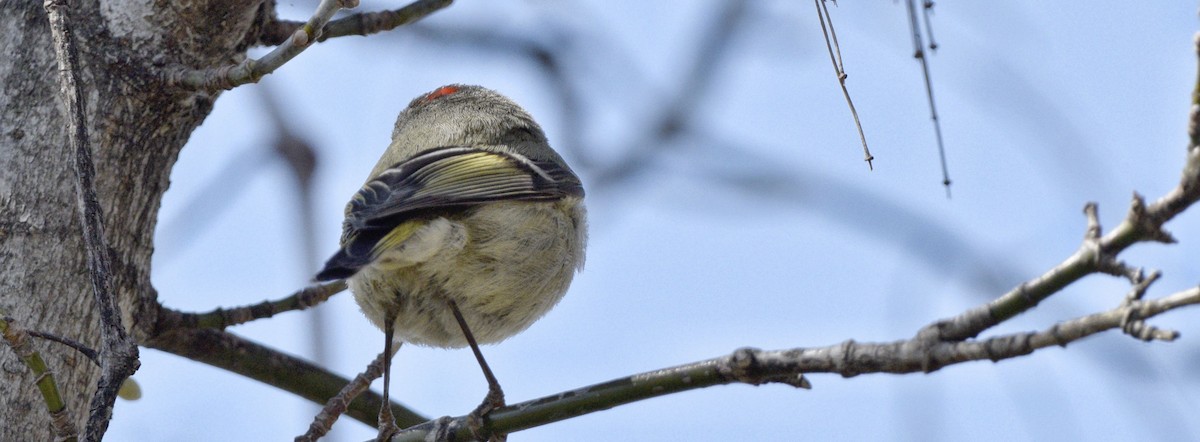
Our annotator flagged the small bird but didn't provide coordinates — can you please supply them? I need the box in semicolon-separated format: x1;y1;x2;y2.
315;84;587;440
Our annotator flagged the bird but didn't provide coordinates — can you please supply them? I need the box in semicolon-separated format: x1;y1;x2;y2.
315;84;587;440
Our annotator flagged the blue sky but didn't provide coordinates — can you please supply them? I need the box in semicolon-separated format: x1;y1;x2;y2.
109;2;1199;441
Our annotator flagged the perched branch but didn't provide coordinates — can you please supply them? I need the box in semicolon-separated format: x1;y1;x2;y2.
44;1;140;439
156;281;346;331
144;328;426;429
388;282;1199;441
167;0;452;90
1;314;77;442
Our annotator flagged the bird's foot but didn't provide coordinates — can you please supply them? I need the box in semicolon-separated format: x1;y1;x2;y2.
376;404;400;441
466;388;506;442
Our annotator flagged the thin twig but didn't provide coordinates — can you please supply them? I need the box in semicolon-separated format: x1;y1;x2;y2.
168;0;451;90
43;0;141;439
904;0;951;196
26;331;100;367
296;348;398;441
920;0;938;51
930;195;1191;343
167;0;353;90
157;281;346;331
1190;33;1200;150
260;0;453;46
814;0;874;169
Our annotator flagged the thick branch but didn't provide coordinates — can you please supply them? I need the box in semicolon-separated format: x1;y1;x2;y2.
44;1;140;439
143;328;426;429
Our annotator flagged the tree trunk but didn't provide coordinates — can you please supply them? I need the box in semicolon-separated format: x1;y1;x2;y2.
0;0;266;438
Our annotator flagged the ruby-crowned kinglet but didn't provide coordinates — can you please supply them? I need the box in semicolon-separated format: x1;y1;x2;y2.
315;84;586;438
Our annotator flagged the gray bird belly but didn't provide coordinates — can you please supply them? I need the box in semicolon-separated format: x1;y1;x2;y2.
350;199;586;348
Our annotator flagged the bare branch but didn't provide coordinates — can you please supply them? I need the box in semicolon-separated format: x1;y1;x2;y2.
1119;270;1169;341
167;0;452;90
1191;31;1200;151
43;0;140;439
156;281;346;331
261;0;453;46
920;0;938;52
904;0;951;196
933;187;1198;343
144;327;426;429
814;0;874;169
296;349;395;441
386;282;1199;441
891;31;1200;343
25;331;100;367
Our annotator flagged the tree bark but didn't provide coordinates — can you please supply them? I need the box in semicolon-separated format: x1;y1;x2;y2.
0;0;266;438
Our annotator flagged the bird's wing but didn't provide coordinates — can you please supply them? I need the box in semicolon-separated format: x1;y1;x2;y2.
315;145;582;281
347;145;582;230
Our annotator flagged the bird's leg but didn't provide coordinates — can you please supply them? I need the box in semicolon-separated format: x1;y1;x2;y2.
447;300;506;441
376;314;401;441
